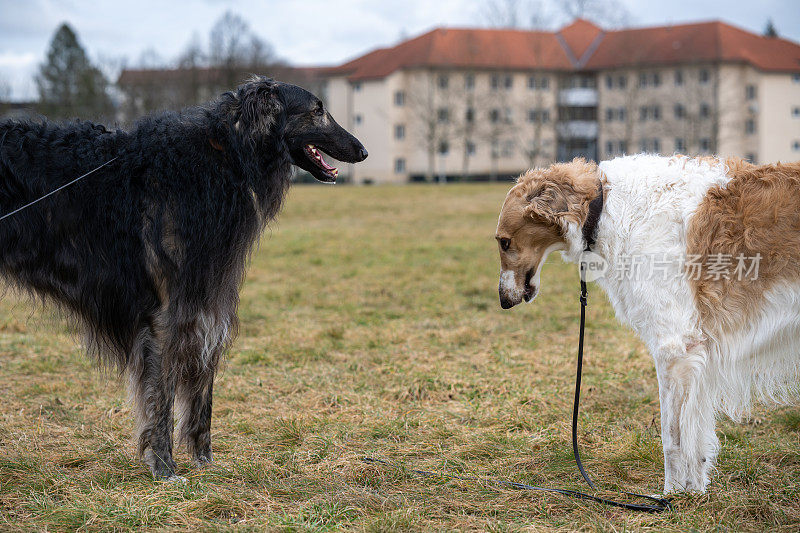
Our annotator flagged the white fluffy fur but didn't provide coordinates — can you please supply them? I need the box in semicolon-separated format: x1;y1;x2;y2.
550;154;798;493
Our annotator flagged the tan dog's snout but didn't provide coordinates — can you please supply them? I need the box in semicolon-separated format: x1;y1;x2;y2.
498;269;538;308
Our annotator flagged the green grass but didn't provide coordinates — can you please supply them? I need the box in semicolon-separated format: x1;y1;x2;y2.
1;183;799;531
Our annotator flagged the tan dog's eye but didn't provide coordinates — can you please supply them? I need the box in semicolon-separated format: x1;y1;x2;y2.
499;238;511;251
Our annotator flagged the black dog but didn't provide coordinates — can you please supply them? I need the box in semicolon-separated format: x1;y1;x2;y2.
0;77;366;479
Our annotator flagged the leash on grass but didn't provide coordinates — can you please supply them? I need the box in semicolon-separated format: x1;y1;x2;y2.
363;183;672;513
0;157;118;222
361;281;671;513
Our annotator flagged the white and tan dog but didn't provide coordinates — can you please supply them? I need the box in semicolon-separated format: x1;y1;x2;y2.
496;154;800;493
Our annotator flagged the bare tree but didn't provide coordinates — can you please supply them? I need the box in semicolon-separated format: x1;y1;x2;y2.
137;47;165;69
558;0;631;27
480;0;554;29
0;77;11;101
209;11;279;90
480;0;630;29
480;0;522;28
406;70;459;182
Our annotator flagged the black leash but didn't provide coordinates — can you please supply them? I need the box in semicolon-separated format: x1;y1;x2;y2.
363;181;672;513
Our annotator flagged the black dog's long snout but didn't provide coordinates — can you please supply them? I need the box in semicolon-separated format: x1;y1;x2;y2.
338;127;368;163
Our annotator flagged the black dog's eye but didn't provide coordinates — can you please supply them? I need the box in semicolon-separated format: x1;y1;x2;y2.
499;238;511;251
313;103;324;116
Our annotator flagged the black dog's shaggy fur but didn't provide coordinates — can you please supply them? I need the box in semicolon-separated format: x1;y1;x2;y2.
0;77;366;478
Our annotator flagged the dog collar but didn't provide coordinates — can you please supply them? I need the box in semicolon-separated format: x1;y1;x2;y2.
582;181;604;252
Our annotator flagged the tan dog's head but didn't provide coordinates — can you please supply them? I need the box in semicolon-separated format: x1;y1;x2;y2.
495;159;599;309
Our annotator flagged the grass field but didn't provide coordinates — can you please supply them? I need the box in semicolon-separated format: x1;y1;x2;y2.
1;183;799;532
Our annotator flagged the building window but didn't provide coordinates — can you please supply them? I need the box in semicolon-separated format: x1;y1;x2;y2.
353;82;362;91
502;140;514;157
529;76;549;89
466;141;476;155
527;109;549;123
793;140;800;152
638;72;648;88
437;108;449;123
465;107;474;122
465;73;475;90
606;140;614;154
490;108;500;123
492;74;512;90
675;138;686;152
792;107;800;118
394;124;405;140
793;73;800;83
605;108;614;121
700;138;711;152
639;105;659;121
394;158;405;173
639;138;661;152
745;153;756;163
394;91;405;106
354;114;362;125
438;74;449;89
674;70;684;86
652;72;661;87
605;75;614;89
699;103;711;118
745;119;756;135
699;69;710;84
674;104;686;119
618;107;626;121
618;75;627;89
745;85;757;100
438;141;449;155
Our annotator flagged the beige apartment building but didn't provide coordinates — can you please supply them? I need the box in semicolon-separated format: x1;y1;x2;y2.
320;19;800;184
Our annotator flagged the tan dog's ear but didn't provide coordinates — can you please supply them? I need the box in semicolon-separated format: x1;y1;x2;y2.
524;184;573;225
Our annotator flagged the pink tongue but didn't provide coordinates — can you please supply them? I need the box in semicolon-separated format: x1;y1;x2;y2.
317;154;335;171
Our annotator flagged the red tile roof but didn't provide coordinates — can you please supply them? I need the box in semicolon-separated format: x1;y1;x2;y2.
558;19;604;63
325;19;800;80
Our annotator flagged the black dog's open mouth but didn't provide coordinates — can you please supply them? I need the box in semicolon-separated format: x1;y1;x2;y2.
304;144;338;181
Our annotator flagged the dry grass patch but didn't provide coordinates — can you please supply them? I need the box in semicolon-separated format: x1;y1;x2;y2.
0;183;798;531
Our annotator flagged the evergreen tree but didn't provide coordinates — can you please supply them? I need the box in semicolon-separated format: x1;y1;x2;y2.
35;23;113;121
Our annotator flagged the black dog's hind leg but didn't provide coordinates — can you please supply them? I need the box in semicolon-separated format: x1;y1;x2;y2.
177;370;216;467
129;327;179;479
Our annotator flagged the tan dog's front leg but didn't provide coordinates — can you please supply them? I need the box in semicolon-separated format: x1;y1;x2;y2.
654;338;718;493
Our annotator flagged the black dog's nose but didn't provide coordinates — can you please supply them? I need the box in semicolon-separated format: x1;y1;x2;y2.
357;147;368;161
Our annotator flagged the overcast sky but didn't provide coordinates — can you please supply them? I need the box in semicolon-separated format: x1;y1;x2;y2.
1;0;798;101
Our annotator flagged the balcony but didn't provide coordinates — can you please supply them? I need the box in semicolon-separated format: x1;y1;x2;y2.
558;88;598;106
556;120;598;139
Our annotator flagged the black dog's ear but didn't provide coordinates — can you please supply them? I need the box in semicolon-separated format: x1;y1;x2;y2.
235;78;285;134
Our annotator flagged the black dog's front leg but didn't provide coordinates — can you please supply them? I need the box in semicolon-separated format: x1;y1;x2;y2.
130;332;179;479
